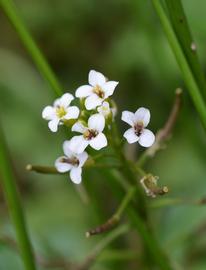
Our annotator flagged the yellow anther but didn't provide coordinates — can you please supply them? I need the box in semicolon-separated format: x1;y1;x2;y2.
56;106;66;118
83;130;90;138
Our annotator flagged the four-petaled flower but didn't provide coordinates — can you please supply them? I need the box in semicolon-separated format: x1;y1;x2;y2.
42;93;80;132
55;140;88;184
75;70;119;110
121;107;155;147
68;113;108;154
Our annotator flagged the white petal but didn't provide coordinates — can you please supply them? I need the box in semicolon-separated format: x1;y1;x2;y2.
139;129;155;147
55;157;72;172
88;70;106;86
85;94;103;110
78;152;88;167
70;167;82;184
89;133;107;150
102;81;119;98
75;85;93;98
48;118;60;132
134;107;150;127
68;135;89;154
88;114;105;132
64;106;80;120
123;128;139;144
53;97;61;107
63;140;74;158
102;101;110;109
59;93;74;108
97;104;110;117
121;111;135;126
72;122;87;134
97;101;110;113
42;106;55;120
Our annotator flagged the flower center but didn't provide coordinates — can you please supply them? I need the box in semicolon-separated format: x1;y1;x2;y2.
93;85;104;98
134;121;144;136
61;157;79;167
83;129;98;140
102;106;108;112
56;106;66;118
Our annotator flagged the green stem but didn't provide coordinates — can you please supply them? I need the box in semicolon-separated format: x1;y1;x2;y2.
111;122;148;218
26;163;121;175
0;0;63;97
86;186;137;237
149;197;184;208
149;196;206;208
0;126;36;270
104;120;173;270
77;224;129;270
119;153;148;220
152;0;206;131
110;123;170;268
106;169;173;269
132;162;146;177
115;186;137;217
128;208;172;270
92;164;121;169
98;249;139;262
118;163;172;268
165;0;206;100
26;164;59;174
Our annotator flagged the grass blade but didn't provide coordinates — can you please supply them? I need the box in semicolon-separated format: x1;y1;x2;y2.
0;125;36;270
152;0;206;132
165;0;206;100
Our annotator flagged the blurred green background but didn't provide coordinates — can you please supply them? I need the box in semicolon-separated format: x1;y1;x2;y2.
0;0;206;269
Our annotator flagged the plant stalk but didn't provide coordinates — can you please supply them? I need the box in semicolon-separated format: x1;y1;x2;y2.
86;186;137;236
106;168;173;269
76;224;129;270
165;0;206;100
0;126;36;270
152;0;206;131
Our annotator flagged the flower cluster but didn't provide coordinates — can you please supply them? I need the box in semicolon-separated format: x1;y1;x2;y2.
42;70;155;184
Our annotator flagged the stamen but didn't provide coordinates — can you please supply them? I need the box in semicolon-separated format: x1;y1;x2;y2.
134;121;144;136
56;106;66;118
83;129;98;140
61;157;79;166
93;85;104;98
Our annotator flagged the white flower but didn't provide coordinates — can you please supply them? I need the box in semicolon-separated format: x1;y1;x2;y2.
42;93;80;132
55;140;88;184
97;101;112;118
68;113;108;154
121;107;155;147
75;70;119;110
